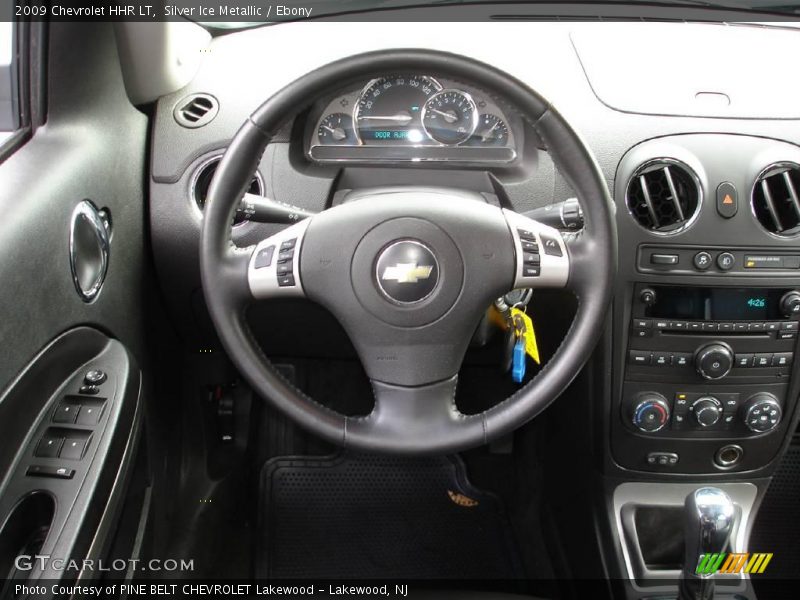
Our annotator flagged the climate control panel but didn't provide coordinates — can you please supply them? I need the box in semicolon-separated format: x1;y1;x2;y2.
624;384;785;437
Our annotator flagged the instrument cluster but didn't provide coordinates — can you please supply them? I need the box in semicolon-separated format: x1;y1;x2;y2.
306;74;519;165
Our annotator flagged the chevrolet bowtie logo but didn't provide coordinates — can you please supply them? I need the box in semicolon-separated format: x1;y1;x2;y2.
381;263;434;284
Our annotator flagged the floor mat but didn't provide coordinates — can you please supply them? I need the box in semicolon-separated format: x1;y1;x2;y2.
258;453;524;580
750;444;800;581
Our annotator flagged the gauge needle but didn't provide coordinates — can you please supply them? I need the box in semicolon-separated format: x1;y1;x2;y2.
431;109;458;124
481;120;500;142
358;113;413;122
322;125;347;141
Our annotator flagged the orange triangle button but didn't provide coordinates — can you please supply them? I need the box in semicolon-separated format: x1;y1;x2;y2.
723;194;734;205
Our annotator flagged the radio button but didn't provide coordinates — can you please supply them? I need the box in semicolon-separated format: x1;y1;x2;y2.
673;352;692;367
632;328;652;338
629;351;652;366
688;322;703;331
734;323;749;332
735;353;754;368
655;320;670;329
653;352;672;366
669;321;688;331
753;353;773;367
781;321;799;331
772;352;793;367
778;331;797;340
719;323;735;332
632;318;652;329
696;342;734;379
703;322;719;332
766;322;782;332
749;322;766;332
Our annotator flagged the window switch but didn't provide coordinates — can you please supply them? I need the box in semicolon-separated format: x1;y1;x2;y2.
35;435;64;458
60;437;89;461
76;402;104;426
53;401;80;424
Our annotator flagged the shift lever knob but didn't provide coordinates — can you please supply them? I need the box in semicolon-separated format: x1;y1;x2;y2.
680;487;736;600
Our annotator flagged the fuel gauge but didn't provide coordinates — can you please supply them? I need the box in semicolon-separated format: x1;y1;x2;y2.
468;114;509;146
318;113;355;145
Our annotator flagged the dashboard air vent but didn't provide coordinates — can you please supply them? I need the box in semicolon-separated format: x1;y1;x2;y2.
626;160;701;233
174;93;219;128
751;164;800;237
192;157;262;226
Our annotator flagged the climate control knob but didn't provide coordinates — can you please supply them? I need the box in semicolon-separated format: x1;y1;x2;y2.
631;393;671;432
690;396;723;427
695;342;734;380
743;393;782;433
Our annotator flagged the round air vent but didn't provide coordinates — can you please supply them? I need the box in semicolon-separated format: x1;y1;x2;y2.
751;163;800;237
174;93;219;128
625;160;701;234
192;156;263;226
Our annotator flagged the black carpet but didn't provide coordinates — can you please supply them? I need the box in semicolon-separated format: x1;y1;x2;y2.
257;453;524;580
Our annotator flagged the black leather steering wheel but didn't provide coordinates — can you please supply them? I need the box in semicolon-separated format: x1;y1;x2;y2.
200;50;616;455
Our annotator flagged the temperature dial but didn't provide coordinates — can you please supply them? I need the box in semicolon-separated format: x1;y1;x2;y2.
744;393;782;433
317;113;355;145
631;393;671;432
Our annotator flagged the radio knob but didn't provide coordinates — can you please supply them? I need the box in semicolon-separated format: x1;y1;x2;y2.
690;396;723;427
779;290;800;317
695;342;734;380
630;393;670;433
743;393;782;433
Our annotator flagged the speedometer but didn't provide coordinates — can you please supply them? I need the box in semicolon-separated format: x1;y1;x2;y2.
354;75;441;144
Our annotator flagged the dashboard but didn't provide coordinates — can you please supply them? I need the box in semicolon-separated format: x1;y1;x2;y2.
306;74;520;164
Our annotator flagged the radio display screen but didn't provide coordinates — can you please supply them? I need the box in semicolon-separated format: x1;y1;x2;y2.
644;287;785;321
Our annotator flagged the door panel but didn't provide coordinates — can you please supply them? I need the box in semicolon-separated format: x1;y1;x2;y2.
0;21;149;590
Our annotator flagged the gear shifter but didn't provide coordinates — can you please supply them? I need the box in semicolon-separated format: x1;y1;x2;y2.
679;487;736;600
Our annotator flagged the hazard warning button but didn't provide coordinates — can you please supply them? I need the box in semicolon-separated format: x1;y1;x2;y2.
716;181;738;218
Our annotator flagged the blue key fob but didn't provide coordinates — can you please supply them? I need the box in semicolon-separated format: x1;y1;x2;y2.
511;338;527;383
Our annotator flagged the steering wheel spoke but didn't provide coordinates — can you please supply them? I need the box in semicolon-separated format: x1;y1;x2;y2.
502;209;570;290
345;377;483;454
248;218;311;299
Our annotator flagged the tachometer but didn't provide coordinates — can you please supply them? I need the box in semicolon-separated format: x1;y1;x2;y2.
422;90;478;145
355;75;441;144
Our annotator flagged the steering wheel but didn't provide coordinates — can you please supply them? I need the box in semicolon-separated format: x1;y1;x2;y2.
200;50;616;455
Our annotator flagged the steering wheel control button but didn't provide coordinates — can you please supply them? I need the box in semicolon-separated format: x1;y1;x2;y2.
279;238;296;251
516;228;536;241
631;393;670;433
540;233;563;257
277;274;296;287
716;182;738;218
254;246;275;269
84;369;107;385
521;240;538;252
717;252;735;271
276;262;293;276
693;251;712;270
695;342;734;380
375;240;439;304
